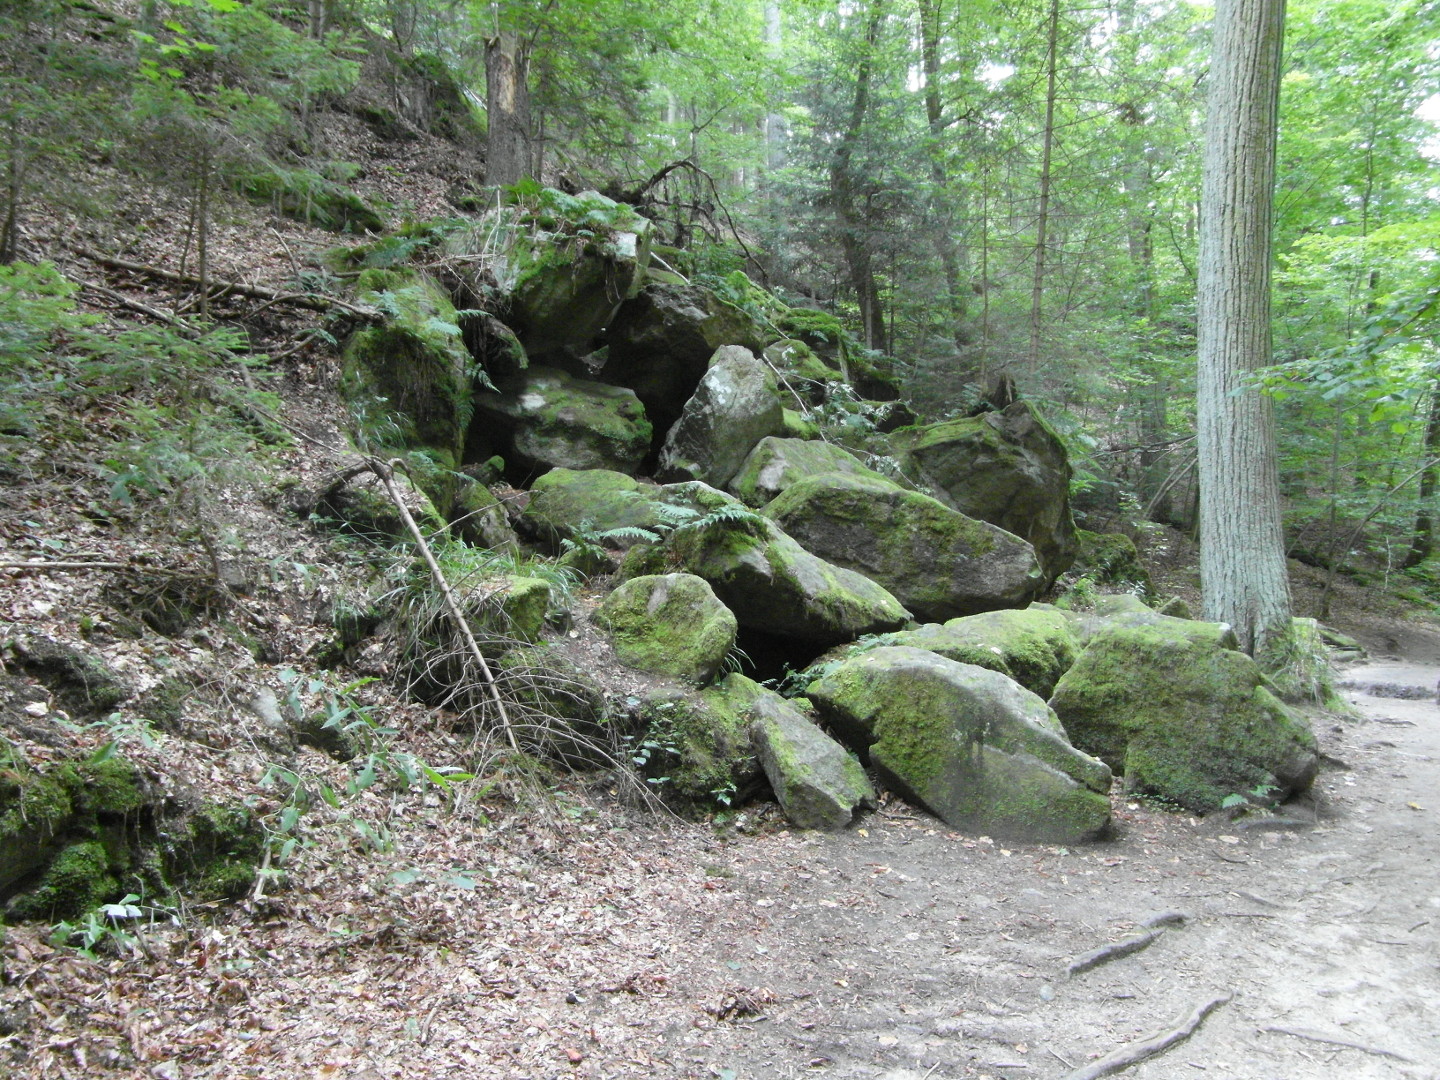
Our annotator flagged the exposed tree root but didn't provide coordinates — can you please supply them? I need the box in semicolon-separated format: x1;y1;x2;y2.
1066;930;1162;976
1059;994;1231;1080
1261;1025;1415;1062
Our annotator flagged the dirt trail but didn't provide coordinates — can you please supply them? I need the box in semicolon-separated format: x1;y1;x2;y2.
652;656;1440;1080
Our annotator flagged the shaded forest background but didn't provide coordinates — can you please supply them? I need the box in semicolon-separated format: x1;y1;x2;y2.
3;0;1439;601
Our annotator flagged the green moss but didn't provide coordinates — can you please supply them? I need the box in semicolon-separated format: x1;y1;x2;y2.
7;841;118;922
0;766;75;893
595;574;737;686
236;167;387;233
71;758;146;819
638;677;762;809
1072;530;1155;597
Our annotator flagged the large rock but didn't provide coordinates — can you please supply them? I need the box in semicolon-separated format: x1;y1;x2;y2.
482;192;652;360
1048;622;1320;813
667;501;911;647
340;268;475;489
750;692;875;830
892;401;1078;584
594;574;737;687
603;282;769;437
729;437;894;508
889;607;1079;698
633;677;767;809
807;647;1112;842
475;367;652;481
656;346;786;488
519;468;666;551
764;472;1044;621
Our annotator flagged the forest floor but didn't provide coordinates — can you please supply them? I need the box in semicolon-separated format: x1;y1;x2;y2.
3;575;1438;1080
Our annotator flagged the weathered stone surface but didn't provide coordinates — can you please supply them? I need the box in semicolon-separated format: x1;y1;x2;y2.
750;693;875;830
603;283;769;436
314;467;446;546
487;193;652;359
451;475;520;552
656;346;786;488
594;574;737;687
633;677;766;809
519;468;665;551
729;437;891;508
340;268;474;481
892;401;1078;584
1072;529;1155;598
807;647;1112;842
668;505;911;647
890;607;1079;698
13;637;131;714
1048;622;1320;813
494;643;610;765
470;575;552;646
476;366;652;480
764;472;1044;622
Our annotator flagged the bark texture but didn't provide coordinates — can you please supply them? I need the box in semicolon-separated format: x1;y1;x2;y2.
1196;0;1290;654
485;30;532;187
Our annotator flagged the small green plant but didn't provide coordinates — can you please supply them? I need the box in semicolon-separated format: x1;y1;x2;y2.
1220;783;1280;811
49;893;179;960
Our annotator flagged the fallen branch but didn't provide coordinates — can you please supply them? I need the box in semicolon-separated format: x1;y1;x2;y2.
1060;994;1231;1080
362;457;519;751
1260;1025;1415;1063
1066;930;1162;976
76;246;381;320
0;559;211;579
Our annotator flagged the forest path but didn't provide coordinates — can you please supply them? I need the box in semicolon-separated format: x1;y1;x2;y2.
667;653;1440;1080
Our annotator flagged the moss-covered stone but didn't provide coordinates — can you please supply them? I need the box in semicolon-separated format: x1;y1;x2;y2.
5;841;118;922
749;693;874;830
494;644;610;765
521;468;666;552
13;636;131;713
1071;530;1155;597
892;401;1078;584
728;437;889;508
806;647;1111;842
890;608;1078;698
655;345;786;488
594;574;737;687
763;471;1043;622
450;475;520;552
72;758;147;820
1048;622;1320;813
635;679;763;810
161;802;265;901
340;269;473;495
475;366;653;481
1257;617;1348;709
1155;596;1192;619
468;576;552;645
0;763;75;894
781;408;821;440
315;467;446;544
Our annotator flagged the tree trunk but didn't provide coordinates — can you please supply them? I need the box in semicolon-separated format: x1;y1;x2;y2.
918;0;971;358
829;1;886;352
1027;0;1060;374
485;29;532;188
1196;0;1290;656
1401;376;1440;569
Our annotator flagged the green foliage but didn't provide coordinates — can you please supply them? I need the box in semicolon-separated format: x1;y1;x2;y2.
0;261;285;507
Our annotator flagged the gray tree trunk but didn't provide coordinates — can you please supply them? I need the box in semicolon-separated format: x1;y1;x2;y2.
485;29;532;188
1196;0;1290;655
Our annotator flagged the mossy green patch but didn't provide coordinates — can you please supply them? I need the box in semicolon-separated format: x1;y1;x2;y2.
595;574;737;687
6;841;117;922
1049;622;1320;813
635;680;761;810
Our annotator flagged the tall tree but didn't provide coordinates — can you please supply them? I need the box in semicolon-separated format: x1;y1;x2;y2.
1195;0;1290;655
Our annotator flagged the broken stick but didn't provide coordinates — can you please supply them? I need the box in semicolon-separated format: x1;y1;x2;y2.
1260;1025;1415;1063
1059;994;1231;1080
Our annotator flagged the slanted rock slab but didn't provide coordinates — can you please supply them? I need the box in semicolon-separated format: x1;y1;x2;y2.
889;607;1079;698
656;345;786;488
594;573;737;687
729;437;895;507
807;646;1112;843
750;692;875;830
764;472;1044;621
1048;621;1320;813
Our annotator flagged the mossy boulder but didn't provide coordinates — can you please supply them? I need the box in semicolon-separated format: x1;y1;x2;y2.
890;607;1079;698
485;192;652;360
451;475;520;552
603;282;769;438
12;636;131;714
494;644;610;765
5;840;119;922
728;437;891;508
0;764;76;895
594;574;737;687
1047;622;1320;813
764;472;1044;621
519;468;669;552
655;346;786;488
634;678;764;810
1073;530;1155;598
750;693;875;830
806;646;1112;842
667;505;911;647
892;400;1078;585
340;268;474;485
157;801;265;902
315;466;446;544
475;366;652;482
468;575;552;646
